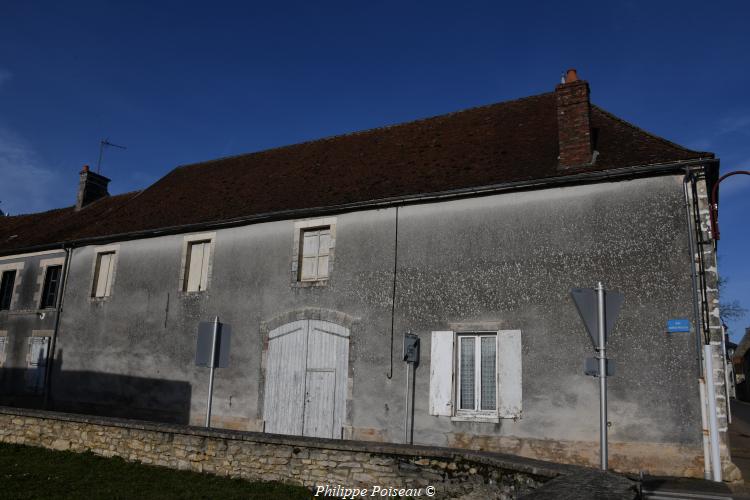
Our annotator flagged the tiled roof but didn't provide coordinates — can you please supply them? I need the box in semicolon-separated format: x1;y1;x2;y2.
0;91;712;255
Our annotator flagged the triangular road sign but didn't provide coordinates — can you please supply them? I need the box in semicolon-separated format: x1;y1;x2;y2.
571;288;624;349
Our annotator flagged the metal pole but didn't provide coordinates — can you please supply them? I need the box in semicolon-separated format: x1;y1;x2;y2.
205;316;219;428
404;362;410;443
596;282;608;470
704;344;723;481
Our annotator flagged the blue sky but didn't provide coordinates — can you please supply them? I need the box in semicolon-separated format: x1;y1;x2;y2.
1;1;748;338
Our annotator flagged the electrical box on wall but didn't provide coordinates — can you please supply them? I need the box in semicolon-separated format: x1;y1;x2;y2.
403;333;420;365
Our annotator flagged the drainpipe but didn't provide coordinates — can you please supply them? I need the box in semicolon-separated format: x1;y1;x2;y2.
698;377;712;479
705;344;723;482
43;245;72;409
683;173;703;378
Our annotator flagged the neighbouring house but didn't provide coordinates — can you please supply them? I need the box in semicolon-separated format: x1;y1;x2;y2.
733;328;750;401
0;70;735;479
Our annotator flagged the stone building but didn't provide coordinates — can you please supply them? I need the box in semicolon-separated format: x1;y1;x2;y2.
0;70;734;479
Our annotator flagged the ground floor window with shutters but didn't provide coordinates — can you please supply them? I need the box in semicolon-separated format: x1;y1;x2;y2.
429;329;522;422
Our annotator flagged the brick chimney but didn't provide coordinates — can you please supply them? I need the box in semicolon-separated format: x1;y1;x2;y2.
75;165;110;210
556;69;593;169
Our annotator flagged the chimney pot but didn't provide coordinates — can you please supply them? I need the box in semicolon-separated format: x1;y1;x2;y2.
564;69;579;83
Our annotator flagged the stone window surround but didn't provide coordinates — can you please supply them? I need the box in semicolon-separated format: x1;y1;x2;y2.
89;244;120;302
178;232;216;295
291;218;336;288
33;257;65;310
0;261;25;312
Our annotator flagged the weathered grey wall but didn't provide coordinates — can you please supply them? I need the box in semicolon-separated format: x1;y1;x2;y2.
2;174;704;476
0;250;65;401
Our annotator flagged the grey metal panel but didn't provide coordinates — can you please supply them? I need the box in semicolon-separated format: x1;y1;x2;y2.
195;322;231;368
303;369;336;438
263;320;307;436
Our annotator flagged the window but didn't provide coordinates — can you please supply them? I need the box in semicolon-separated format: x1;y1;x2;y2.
291;218;336;286
40;265;62;309
429;329;522;421
458;334;497;412
0;270;16;310
92;252;116;298
184;240;211;292
299;227;330;281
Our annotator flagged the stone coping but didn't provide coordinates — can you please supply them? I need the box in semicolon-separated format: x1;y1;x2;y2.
0;406;578;480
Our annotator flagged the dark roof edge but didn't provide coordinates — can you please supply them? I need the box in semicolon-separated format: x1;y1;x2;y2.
0;157;718;257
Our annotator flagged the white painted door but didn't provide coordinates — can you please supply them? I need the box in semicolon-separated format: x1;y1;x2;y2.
263;319;349;439
303;370;336;438
263;321;307;436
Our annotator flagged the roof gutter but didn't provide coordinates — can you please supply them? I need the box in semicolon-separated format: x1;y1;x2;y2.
1;157;718;257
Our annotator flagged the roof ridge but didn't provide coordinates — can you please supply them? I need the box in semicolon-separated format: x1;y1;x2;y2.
173;91;556;172
592;104;713;157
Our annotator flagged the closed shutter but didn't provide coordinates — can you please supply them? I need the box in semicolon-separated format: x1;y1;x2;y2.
186;242;206;291
199;242;211;291
26;337;50;393
0;336;7;367
497;330;522;418
104;253;116;296
94;253;113;297
429;331;454;416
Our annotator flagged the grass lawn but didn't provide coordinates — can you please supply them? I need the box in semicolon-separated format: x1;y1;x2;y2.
0;442;314;499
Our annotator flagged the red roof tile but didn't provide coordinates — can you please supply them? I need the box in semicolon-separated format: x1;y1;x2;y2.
0;91;712;254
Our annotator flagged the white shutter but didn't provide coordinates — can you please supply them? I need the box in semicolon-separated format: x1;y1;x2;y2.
199;242;211;291
26;337;50;392
0;336;7;367
497;330;522;418
94;253;111;297
186;242;204;292
429;331;454;416
104;252;115;296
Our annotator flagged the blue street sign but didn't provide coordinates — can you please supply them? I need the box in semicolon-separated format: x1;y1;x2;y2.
667;319;691;333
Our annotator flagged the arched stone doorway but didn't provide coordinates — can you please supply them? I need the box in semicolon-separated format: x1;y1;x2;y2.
262;319;350;438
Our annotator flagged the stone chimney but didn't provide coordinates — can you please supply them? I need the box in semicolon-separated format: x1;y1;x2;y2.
556;69;593;169
75;165;110;210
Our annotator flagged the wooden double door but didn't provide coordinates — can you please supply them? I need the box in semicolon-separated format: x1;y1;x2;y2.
263;320;349;439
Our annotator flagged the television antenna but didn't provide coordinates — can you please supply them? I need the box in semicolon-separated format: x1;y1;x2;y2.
97;138;126;174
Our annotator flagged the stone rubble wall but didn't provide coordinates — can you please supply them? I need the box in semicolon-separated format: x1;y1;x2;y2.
0;406;577;499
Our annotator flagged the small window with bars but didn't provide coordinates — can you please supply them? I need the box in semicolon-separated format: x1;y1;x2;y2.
0;270;17;310
184;240;211;292
92;252;116;298
40;265;62;309
299;227;330;281
457;333;497;414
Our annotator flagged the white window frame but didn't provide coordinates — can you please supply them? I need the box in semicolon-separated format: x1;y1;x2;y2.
455;332;498;418
429;329;522;423
90;246;118;299
291;218;336;287
0;261;24;311
179;233;216;293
